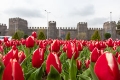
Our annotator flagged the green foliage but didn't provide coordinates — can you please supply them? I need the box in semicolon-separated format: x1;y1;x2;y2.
47;66;61;80
12;30;24;40
65;32;70;40
37;31;46;40
12;32;20;40
104;33;111;39
91;30;101;41
17;30;24;38
24;34;28;39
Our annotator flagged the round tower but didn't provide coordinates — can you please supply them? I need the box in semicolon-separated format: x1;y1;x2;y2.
103;21;116;39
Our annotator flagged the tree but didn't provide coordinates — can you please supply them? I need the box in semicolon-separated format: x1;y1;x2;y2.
12;32;20;40
17;30;24;38
77;32;86;40
104;33;111;39
65;32;70;40
37;31;46;40
37;29;46;37
91;30;101;41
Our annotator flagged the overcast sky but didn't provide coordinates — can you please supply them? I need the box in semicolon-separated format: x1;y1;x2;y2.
0;0;120;28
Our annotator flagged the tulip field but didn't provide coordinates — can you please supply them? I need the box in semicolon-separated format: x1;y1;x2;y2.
1;32;120;80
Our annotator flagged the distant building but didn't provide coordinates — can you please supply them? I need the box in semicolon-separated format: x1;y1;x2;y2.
0;17;119;40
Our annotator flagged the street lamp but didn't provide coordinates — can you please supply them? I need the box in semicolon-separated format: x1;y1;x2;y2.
45;10;51;39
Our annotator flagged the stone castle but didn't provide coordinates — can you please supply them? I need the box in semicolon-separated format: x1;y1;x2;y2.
0;17;120;40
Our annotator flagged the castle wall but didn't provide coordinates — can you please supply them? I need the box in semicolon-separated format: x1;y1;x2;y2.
1;17;119;40
0;23;7;36
88;28;104;40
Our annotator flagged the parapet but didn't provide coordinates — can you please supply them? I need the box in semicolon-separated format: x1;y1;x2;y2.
0;23;6;26
49;21;56;23
88;28;103;30
103;21;116;25
9;17;27;22
78;22;87;25
57;27;77;30
28;27;47;29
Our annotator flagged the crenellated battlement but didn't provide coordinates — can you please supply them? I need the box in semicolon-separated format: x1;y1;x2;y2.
49;21;56;23
88;28;103;30
57;27;77;30
0;23;6;26
9;17;27;22
103;21;116;25
78;22;87;25
28;27;47;29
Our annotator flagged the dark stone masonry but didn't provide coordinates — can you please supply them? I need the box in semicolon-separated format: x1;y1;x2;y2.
0;17;120;40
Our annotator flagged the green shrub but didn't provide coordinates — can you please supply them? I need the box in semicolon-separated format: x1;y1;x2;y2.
104;33;111;39
65;32;70;40
37;31;46;40
12;32;20;40
91;30;101;41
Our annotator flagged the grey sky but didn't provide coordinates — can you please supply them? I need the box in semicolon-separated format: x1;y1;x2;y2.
0;0;120;28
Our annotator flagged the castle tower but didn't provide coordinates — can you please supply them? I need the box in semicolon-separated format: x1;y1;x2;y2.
8;17;28;36
48;21;57;39
0;23;7;36
103;21;116;39
77;22;88;40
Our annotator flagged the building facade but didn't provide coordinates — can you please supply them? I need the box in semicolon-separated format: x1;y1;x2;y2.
0;17;120;40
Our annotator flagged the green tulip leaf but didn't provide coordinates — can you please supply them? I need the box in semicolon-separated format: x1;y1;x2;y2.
69;55;77;80
0;61;4;80
60;52;67;63
78;74;91;80
90;62;98;80
47;66;61;80
82;68;91;76
27;66;43;80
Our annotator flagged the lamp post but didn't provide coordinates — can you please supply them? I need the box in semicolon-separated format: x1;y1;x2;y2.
110;12;112;36
45;10;51;39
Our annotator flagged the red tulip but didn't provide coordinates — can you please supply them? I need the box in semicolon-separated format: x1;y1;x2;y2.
32;31;37;38
26;36;35;48
115;52;119;58
66;42;79;59
5;41;11;47
21;38;26;45
50;40;60;52
46;52;61;74
91;47;99;62
85;59;90;68
0;45;4;53
76;60;82;70
32;48;44;68
2;59;24;80
4;36;8;42
18;51;26;63
3;48;18;67
0;40;2;45
62;44;67;52
94;52;120;80
77;42;83;51
106;38;114;47
88;42;95;52
117;54;120;64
